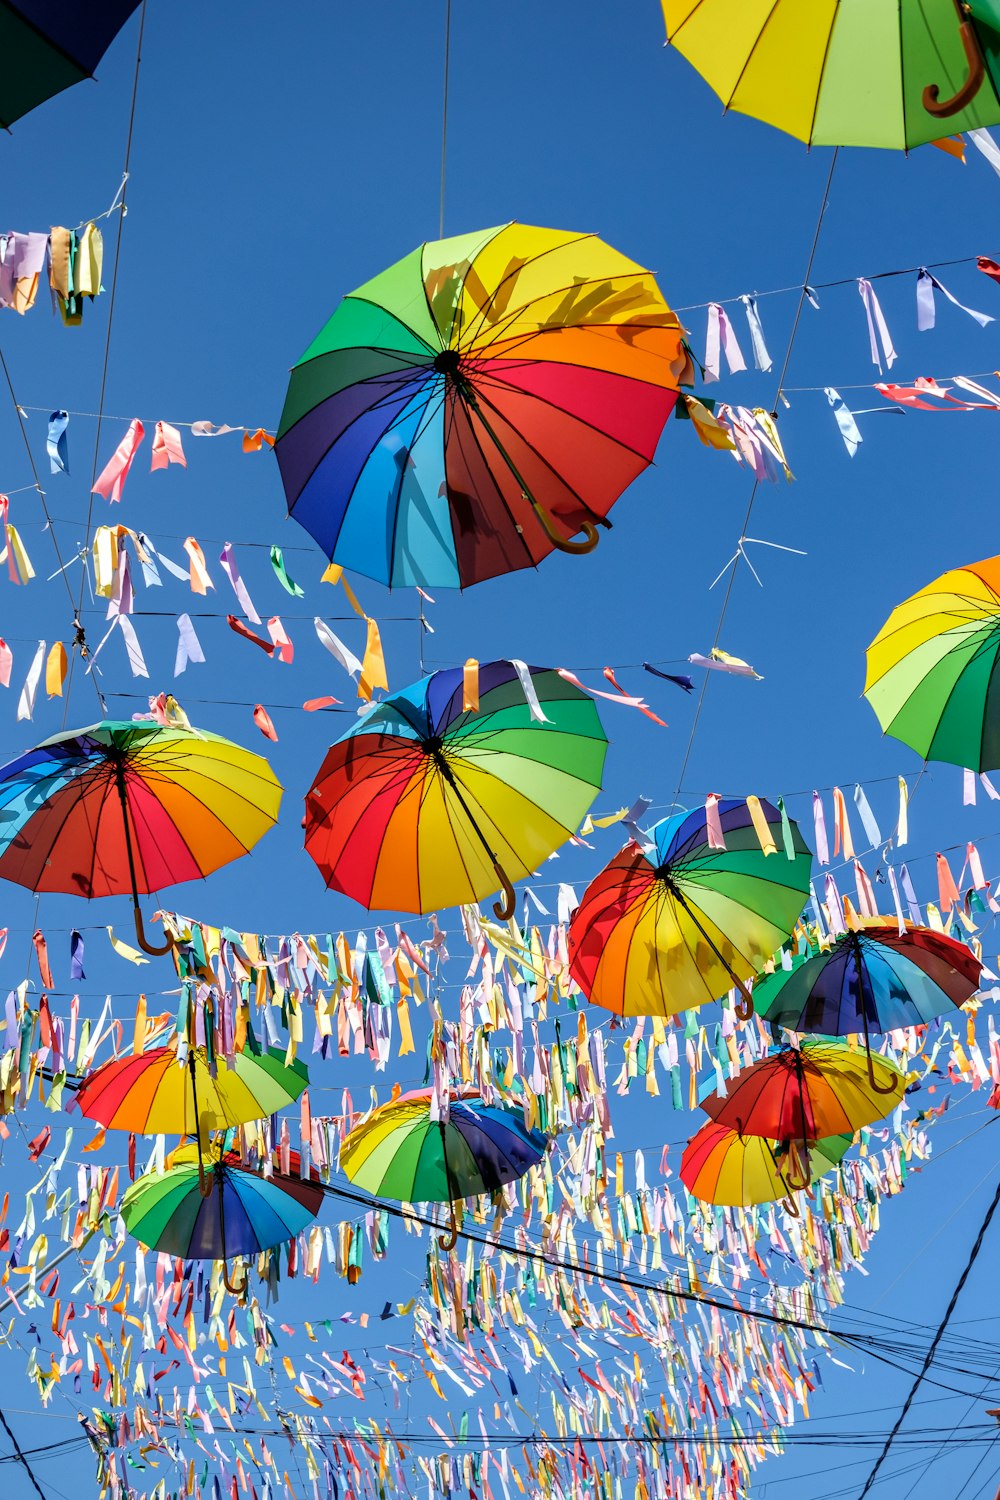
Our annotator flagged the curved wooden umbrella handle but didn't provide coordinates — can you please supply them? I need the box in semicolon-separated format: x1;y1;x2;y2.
782;1195;801;1218
733;980;754;1022
222;1259;247;1295
437;1203;458;1253
492;860;517;921
924;3;986;117
132;901;173;957
529;497;600;555
866;1045;902;1096
782;1142;813;1192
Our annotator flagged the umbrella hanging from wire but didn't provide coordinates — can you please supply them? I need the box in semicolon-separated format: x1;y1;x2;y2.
75;1043;309;1198
567;798;811;1020
698;1038;907;1186
0;719;281;953
305;660;606;919
275;222;689;588
752;919;981;1090
661;0;1000;148
339;1088;548;1249
680;1119;851;1213
122;1147;323;1294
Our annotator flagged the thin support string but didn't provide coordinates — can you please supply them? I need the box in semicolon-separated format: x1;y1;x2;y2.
439;0;452;239
69;0;146;718
672;148;840;804
0;347;92;628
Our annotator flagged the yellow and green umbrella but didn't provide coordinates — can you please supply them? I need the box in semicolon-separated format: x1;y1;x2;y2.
661;0;1000;149
680;1120;851;1209
865;555;1000;771
340;1088;548;1248
305;660;606;920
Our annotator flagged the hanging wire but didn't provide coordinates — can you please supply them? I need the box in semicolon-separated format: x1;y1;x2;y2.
439;0;452;239
68;0;147;715
672;149;840;804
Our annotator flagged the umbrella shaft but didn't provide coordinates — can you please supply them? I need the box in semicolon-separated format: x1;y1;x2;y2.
112;758;142;908
667;879;754;1013
432;752;498;862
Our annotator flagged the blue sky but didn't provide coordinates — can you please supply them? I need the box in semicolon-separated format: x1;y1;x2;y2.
4;2;1000;1496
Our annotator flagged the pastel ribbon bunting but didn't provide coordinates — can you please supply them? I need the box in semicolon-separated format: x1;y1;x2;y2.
857;279;896;372
46;410;69;474
150;420;187;470
92;419;144;503
704;302;746;382
219;543;261;623
174;613;205;675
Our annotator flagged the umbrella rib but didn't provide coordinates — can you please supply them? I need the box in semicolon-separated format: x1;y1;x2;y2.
467;383;604;525
471;363;664;465
290;332;437;373
450;393;539;570
340;296;438;354
383;377;450;584
284;369;436;533
464;318;679;378
422;224;510;349
467;283;673;360
806;8;841;145
718;1;784;113
458;231;596;349
663;884;732;1009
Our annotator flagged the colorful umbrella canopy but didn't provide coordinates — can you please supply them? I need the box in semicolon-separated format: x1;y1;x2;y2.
864;555;1000;772
699;1040;907;1152
0;0;141;128
661;0;1000;149
681;1121;851;1208
76;1045;309;1194
340;1089;548;1247
0;720;281;952
122;1155;323;1291
275;222;688;589
305;661;607;919
567;799;811;1020
753;921;981;1053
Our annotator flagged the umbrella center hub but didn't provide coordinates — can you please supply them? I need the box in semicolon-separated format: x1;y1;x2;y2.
433;349;461;377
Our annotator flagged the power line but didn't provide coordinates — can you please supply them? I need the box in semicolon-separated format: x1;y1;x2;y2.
857;1171;1000;1498
0;1406;49;1499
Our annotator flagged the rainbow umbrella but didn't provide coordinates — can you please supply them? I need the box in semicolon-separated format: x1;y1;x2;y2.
681;1120;851;1209
305;661;606;920
275;222;688;588
340;1089;548;1248
0;720;281;953
864;555;1000;772
1;1;141;128
567;799;811;1021
661;0;1000;149
75;1045;309;1196
753;920;980;1087
122;1153;322;1292
699;1039;907;1178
